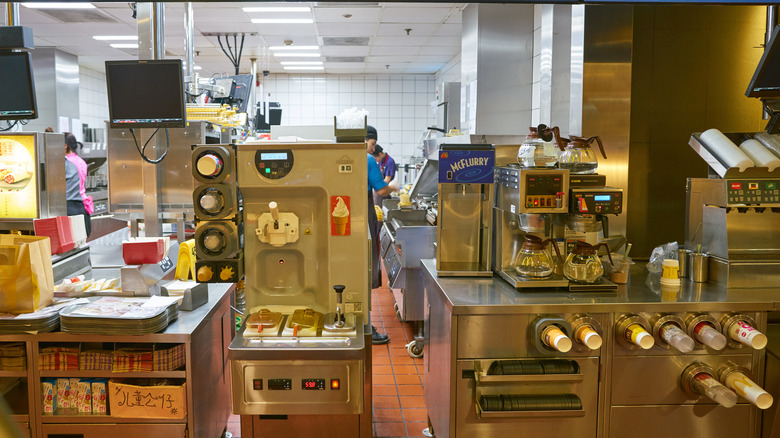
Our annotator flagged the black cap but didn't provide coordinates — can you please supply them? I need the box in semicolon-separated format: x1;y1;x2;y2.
372;145;384;156
365;125;377;140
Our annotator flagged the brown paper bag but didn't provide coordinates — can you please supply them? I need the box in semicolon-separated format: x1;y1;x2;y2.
0;235;54;313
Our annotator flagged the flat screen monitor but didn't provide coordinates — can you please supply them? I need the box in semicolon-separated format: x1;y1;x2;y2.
106;59;186;128
228;74;253;113
255;102;282;132
746;25;780;98
0;52;38;121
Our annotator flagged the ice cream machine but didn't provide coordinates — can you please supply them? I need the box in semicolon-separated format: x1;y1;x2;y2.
192;142;372;436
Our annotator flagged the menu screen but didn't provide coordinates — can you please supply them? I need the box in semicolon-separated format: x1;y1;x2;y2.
0;135;37;218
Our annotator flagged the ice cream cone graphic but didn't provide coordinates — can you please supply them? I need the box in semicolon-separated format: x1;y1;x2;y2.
332;196;350;235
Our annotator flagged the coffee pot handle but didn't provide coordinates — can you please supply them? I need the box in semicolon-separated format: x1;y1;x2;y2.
588;136;607;159
544;238;564;264
597;242;614;266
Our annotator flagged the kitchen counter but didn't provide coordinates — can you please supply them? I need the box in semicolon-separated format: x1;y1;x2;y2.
420;259;780;314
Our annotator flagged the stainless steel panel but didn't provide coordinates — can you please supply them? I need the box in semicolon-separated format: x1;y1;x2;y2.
409;159;439;200
539;5;554;126
437;182;493;276
611;355;753;405
231;359;363;415
702;207;780;259
609;405;753;438
455;358;599;438
764;325;780;438
709;257;780;289
26;49;80;134
108;122;224;214
551;5;574;135
424;271;456;438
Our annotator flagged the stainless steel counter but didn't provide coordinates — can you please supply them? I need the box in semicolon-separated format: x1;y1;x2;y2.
420;259;780;314
420;258;780;438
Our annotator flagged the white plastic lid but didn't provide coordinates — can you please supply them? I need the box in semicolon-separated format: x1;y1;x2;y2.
635;331;655;349
552;334;572;353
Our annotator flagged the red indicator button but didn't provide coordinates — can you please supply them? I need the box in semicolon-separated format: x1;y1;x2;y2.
731;182;741;190
749;183;758;190
533;199;539;206
253;379;263;390
331;379;340;390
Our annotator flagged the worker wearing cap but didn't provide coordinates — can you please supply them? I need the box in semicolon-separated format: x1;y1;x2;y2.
372;144;396;207
366;125;394;344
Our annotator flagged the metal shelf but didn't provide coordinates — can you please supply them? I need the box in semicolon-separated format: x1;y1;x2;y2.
39;370;186;379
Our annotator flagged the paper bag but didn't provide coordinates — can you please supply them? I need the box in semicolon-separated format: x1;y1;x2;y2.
0;235;54;313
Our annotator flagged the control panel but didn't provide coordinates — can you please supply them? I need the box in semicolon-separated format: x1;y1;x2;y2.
726;179;780;205
254;149;294;180
496;167;569;214
570;187;623;214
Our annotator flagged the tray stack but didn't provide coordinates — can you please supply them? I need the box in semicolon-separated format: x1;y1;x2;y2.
59;297;179;335
0;299;88;334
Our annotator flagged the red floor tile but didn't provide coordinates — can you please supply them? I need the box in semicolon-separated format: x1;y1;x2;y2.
392;365;418;375
400;396;426;409
374;408;403;422
373;365;393;375
398;385;423;396
373;384;398;396
390;355;416;365
374;374;396;385
395;374;422;385
373;396;401;409
374;422;408;437
404;422;430;437
373;355;391;365
403;408;429;422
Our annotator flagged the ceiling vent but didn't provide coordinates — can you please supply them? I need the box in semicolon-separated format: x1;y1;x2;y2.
326;56;366;63
38;9;117;23
322;37;370;46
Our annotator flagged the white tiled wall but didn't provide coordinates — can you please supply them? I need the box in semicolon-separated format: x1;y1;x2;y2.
258;74;436;160
78;67;109;135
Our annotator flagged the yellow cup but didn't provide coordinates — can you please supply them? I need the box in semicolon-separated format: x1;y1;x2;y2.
661;259;679;279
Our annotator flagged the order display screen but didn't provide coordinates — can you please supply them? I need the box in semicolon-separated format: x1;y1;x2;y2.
261;152;288;160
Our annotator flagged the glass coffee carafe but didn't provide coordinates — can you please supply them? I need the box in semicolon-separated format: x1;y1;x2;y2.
563;241;613;284
517;124;566;168
513;234;564;278
558;135;607;174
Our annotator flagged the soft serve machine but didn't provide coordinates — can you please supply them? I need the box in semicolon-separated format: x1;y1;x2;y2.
192;142;372;437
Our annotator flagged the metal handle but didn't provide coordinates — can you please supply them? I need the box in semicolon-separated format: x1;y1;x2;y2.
269;201;279;221
589;136;607;159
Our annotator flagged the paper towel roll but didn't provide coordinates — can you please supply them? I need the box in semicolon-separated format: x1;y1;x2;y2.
700;128;755;172
740;139;780;171
753;132;780;159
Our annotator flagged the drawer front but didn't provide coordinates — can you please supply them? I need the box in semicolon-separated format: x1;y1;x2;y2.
610;405;753;438
42;423;186;438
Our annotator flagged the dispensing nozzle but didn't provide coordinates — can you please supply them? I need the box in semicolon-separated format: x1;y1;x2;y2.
269;201;280;228
333;285;346;328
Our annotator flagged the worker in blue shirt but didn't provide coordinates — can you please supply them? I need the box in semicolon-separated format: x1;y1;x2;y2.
366;125;395;344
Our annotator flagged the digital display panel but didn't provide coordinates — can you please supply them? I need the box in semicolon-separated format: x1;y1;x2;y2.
594;195;611;202
106;59;186;128
267;379;291;390
260;152;288;160
0;52;37;120
301;379;326;390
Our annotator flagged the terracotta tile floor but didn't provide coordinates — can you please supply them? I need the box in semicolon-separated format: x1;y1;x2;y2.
225;273;429;438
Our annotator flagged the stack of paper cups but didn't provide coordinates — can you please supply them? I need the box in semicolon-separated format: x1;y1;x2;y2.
700;128;755;171
753;132;780;158
739;139;780;171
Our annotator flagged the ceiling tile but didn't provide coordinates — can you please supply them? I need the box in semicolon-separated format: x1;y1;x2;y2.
367;56;414;63
435;23;461;36
380;8;451;24
254;23;318;36
321;46;370;57
370;45;419;56
377;23;435;37
418;45;460;56
194;8;251;23
317;23;377;37
372;36;429;46
262;36;319;47
427;36;461;46
415;54;455;63
313;7;381;23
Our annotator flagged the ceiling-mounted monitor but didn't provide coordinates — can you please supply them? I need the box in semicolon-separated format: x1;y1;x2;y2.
106;59;186;128
0;52;38;121
746;25;780;98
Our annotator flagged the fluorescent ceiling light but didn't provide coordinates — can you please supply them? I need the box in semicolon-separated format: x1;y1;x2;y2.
280;61;324;66
273;52;320;58
284;66;325;71
194;66;203;71
110;43;139;49
270;45;319;51
22;2;95;9
251;18;313;24
243;7;309;12
93;35;137;41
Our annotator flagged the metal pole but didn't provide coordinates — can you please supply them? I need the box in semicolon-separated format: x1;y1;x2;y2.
136;3;166;237
184;2;194;78
768;5;778;45
5;2;20;26
250;58;257;121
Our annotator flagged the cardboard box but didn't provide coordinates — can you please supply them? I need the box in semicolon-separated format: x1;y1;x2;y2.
33;216;74;255
108;381;186;419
